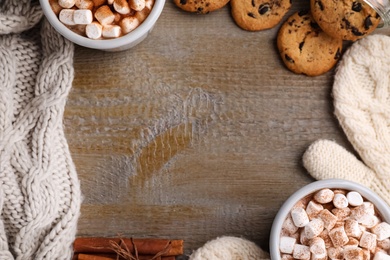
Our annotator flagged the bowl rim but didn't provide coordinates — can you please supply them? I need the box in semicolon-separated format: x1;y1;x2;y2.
269;179;390;259
39;0;166;50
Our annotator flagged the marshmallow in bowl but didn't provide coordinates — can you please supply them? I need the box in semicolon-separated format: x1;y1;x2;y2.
50;0;154;39
279;189;390;259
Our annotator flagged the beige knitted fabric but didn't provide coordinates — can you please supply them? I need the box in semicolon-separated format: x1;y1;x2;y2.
0;1;81;259
189;236;270;260
303;34;390;206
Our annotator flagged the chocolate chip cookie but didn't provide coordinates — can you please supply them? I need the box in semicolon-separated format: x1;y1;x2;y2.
277;10;343;76
173;0;230;13
310;0;381;41
230;0;291;31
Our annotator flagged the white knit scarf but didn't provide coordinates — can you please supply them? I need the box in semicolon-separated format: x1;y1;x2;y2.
0;0;81;259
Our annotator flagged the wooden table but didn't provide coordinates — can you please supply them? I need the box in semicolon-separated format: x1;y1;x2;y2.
65;1;390;256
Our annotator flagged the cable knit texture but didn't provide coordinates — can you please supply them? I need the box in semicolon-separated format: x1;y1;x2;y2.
0;1;81;259
303;34;390;205
189;236;270;260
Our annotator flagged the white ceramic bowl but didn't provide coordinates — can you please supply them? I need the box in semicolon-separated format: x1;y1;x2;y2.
269;179;390;259
39;0;165;51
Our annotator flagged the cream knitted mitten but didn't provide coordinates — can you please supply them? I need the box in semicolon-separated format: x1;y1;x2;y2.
0;1;81;259
303;34;390;206
189;236;270;260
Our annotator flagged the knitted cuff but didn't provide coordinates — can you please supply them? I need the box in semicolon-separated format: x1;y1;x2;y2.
189;236;270;260
333;34;390;182
0;0;43;34
0;3;81;259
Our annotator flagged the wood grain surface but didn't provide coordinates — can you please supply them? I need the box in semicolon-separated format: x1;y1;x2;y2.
65;0;390;256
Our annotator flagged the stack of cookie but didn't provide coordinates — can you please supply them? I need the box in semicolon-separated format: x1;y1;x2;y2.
174;0;381;76
278;0;381;76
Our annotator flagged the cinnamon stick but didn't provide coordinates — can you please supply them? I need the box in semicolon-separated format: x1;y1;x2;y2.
74;237;183;256
77;254;116;260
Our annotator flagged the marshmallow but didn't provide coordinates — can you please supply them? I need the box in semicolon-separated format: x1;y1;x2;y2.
282;215;299;236
311;254;327;260
360;231;377;251
352;202;375;220
329;226;349;247
107;0;114;3
73;9;93;25
58;0;76;8
306;201;324;220
343;246;364;260
291;208;310;228
373;251;390;260
305;218;324;239
120;16;140;34
378;238;390;250
86;22;103;39
95;5;116;25
318;209;338;231
332;207;351;221
145;0;154;9
314;189;334;204
345;219;363;238
347;191;364;206
135;7;150;23
59;9;76;26
318;229;332;248
102;25;122;38
300;228;311;246
75;0;94;9
310;237;327;258
361;215;380;228
333;193;349;209
129;0;146;11
280;236;296;254
114;0;131;14
327;246;343;259
372;222;390;241
281;254;294;260
293;244;311;260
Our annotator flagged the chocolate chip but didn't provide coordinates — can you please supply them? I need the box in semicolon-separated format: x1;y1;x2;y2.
247;12;256;18
334;48;341;60
258;3;270;15
364;16;373;29
288;18;296;26
299;41;305;51
180;0;187;5
352;1;362;12
298;9;309;16
316;0;324;11
352;27;364;36
310;22;320;29
252;0;256;7
285;54;294;63
343;18;351;29
197;6;203;12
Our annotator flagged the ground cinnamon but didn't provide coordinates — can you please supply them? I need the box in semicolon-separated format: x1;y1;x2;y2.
74;237;184;256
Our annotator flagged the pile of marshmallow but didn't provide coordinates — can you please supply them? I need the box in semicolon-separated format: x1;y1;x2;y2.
280;188;390;260
50;0;154;39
